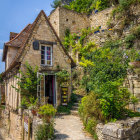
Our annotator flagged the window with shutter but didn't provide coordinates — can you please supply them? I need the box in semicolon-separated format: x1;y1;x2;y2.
41;46;52;66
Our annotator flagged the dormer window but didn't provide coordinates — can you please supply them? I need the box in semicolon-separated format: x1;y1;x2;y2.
41;46;52;66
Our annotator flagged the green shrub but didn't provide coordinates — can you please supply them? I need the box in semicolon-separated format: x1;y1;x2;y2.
56;70;70;86
85;118;98;140
125;34;136;48
12;62;40;98
57;93;77;114
39;104;57;122
78;92;101;138
119;0;136;9
35;122;54;140
57;105;71;114
20;97;28;109
125;109;140;117
79;92;103;121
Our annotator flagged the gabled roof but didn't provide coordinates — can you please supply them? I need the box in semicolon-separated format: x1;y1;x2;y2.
2;24;32;61
2;10;76;77
5;24;32;47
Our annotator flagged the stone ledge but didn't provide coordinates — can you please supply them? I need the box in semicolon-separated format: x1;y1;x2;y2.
96;117;140;140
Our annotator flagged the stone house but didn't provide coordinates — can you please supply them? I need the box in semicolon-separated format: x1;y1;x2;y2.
1;10;77;139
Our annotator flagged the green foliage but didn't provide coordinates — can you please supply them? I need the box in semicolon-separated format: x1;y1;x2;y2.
79;42;138;120
63;29;71;51
125;34;136;48
125;109;140;117
63;0;114;14
85;118;98;140
35;122;54;140
79;92;103;121
12;62;40;98
124;25;140;48
63;27;98;57
119;0;136;9
78;92;101;139
56;69;70;86
20;96;38;109
57;93;77;114
51;0;62;8
112;0;139;16
20;97;29;109
39;104;57;119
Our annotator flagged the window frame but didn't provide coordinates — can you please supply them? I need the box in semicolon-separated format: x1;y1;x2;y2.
41;45;53;66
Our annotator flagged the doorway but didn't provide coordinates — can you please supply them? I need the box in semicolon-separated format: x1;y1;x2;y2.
45;75;56;106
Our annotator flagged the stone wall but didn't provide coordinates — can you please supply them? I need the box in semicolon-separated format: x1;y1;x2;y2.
96;117;140;140
6;47;19;70
124;69;140;112
2;108;22;140
49;8;60;37
49;7;90;40
5;73;20;111
89;7;114;30
59;7;90;40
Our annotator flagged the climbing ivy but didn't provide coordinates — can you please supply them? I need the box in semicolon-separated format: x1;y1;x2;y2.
12;62;40;98
56;69;70;86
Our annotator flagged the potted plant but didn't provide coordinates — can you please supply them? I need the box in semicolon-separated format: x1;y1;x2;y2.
38;104;57;123
20;97;28;110
26;96;38;116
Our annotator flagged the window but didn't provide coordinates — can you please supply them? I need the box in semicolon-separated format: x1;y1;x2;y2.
41;46;52;66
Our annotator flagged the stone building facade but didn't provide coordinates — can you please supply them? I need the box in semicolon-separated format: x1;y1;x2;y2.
1;10;75;140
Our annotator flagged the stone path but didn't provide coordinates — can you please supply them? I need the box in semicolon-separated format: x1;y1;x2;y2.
54;115;93;140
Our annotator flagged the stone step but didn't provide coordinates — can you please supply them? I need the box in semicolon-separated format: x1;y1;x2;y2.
72;105;79;110
73;102;79;106
71;110;78;116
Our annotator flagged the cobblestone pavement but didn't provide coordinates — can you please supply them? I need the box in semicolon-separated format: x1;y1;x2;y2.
54;115;93;140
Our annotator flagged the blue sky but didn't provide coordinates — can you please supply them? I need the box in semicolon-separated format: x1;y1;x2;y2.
0;0;54;73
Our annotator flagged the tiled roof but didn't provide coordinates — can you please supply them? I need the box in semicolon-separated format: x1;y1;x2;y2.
2;10;76;78
2;24;32;62
5;24;32;47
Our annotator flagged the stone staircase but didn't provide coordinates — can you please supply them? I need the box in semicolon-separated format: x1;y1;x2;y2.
71;95;82;116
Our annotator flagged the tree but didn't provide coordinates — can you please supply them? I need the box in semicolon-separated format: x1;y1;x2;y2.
51;0;62;8
51;0;73;8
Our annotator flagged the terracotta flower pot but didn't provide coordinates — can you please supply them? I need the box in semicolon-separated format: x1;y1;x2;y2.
31;109;37;116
